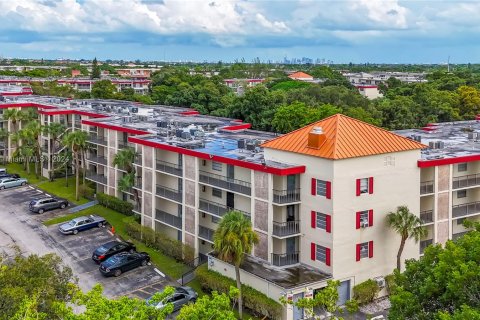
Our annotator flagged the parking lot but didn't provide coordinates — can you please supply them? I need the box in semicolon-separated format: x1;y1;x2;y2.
0;185;173;299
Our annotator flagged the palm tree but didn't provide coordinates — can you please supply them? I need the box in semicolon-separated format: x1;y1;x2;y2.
14;145;34;175
0;128;8;164
213;211;258;319
63;131;88;201
3;108;22;133
386;205;427;271
43;122;66;152
21;122;43;178
113;148;139;205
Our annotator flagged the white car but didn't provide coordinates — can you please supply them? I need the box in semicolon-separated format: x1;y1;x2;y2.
0;177;28;189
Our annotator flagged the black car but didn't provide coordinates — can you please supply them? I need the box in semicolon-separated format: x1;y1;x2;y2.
0;173;20;179
92;241;136;263
99;252;150;277
29;197;69;214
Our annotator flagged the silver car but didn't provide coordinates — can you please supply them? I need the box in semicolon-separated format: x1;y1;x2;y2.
0;177;27;189
58;215;106;235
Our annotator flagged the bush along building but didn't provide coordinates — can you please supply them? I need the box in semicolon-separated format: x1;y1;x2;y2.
1;94;479;319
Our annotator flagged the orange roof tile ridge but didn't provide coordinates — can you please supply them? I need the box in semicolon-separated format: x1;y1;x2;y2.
330;114;341;158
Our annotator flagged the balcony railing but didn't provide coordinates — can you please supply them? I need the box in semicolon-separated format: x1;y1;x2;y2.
273;189;301;204
199;199;250;218
88;134;107;146
420;181;434;195
199;171;251;195
271;252;300;267
420;210;434;224
134;154;142;165
87;154;108;165
452;201;480;218
272;221;300;237
156;160;183;176
199;225;215;242
155;185;182;202
155;209;182;229
74;122;82;130
86;173;107;185
452;173;480;189
419;239;433;254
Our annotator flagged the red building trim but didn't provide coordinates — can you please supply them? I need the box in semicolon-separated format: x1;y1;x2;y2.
417;154;480;168
220;123;252;131
179;110;200;116
0;92;33;96
128;136;306;175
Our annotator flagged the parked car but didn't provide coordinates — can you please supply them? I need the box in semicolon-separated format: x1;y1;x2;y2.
99;252;150;277
0;168;6;174
92;240;136;263
0;177;27;189
147;286;198;312
0;173;20;179
58;215;106;235
29;197;69;214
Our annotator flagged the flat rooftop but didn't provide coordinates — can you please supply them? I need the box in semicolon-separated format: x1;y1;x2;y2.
395;120;480;161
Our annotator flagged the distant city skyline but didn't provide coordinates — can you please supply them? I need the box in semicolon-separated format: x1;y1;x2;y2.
1;1;479;64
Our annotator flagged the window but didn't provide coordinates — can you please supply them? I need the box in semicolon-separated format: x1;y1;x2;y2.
316;212;327;230
316;180;327;196
356;210;373;228
212;188;222;198
457;218;465;225
212;161;222;171
384;156;395;166
458;163;467;172
359;242;369;259
457;190;467;198
316;245;327;263
211;216;220;224
359;178;369;194
356;177;373;196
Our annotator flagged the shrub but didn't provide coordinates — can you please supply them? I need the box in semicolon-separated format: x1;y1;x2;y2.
79;185;95;200
385;273;397;295
195;265;282;319
96;192;133;216
353;279;381;304
125;221;194;264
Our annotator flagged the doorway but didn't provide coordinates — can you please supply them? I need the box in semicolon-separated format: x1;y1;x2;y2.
226;192;234;209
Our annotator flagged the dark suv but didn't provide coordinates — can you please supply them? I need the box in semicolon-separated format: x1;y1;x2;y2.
0;173;20;179
29;197;69;214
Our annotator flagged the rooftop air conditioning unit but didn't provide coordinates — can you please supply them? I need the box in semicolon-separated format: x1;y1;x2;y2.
360;219;369;228
374;277;386;288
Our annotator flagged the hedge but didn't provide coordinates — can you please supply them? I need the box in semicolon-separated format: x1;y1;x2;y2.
353;279;380;304
79;185;95;200
125;221;194;264
97;192;134;216
195;264;282;319
385;273;397;295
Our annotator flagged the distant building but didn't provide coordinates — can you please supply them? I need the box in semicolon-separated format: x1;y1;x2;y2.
356;85;383;100
223;79;265;94
117;68;157;79
288;71;314;81
71;69;81;77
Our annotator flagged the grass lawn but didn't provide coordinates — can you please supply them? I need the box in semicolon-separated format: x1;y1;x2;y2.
5;163;89;205
43;205;190;280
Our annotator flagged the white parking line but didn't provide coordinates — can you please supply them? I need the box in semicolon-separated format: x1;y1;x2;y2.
154;268;165;277
107;230;114;236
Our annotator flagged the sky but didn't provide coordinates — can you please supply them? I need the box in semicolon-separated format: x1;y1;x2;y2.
0;0;479;63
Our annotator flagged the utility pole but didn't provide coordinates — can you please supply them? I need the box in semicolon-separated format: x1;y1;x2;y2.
447;56;450;73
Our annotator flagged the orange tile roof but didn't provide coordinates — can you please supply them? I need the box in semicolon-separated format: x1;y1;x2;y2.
288;71;313;79
262;114;426;160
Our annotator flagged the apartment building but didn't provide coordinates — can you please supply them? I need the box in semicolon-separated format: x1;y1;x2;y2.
1;95;480;319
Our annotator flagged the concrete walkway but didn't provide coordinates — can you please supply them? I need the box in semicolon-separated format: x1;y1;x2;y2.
68;200;98;213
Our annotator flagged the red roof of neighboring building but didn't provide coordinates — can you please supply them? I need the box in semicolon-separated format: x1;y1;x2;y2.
261;114;425;160
288;71;313;79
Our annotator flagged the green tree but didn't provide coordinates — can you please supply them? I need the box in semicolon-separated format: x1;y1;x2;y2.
177;287;238;320
386;205;426;271
63;131;88;201
113;148;140;208
91;80;117;99
457;85;480;119
91;57;101;79
213;211;259;319
389;223;480;319
3;108;24;134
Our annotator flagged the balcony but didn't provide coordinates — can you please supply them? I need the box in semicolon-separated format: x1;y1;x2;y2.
420;181;434;195
87;155;108;165
199;199;250;218
134;154;142;165
419;239;433;254
452;231;469;240
74;122;82;130
88;134;107;146
198;225;215;242
273;189;301;204
156;160;182;176
420;210;434;224
271;252;299;267
272;221;300;237
452;201;480;218
155;209;182;229
199;171;251;195
86;173;107;185
155;185;182;202
452;173;480;189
